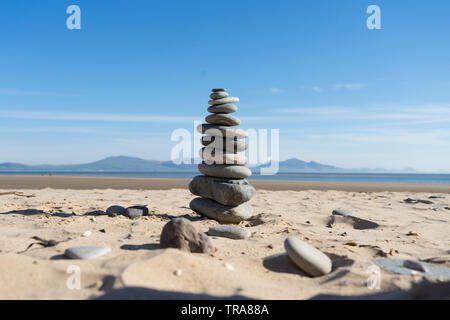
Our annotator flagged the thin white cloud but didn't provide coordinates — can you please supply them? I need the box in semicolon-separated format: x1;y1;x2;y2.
0;110;197;123
270;88;282;93
0;88;71;97
300;85;323;92
332;83;366;90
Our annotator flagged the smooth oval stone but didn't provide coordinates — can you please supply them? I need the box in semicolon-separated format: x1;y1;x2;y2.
207;103;238;114
201;136;248;152
106;205;126;217
284;237;332;277
210;91;229;99
200;148;247;165
208;97;239;105
198;164;252;179
207;225;251;239
64;246;111;260
189;197;253;223
197;124;248;139
212;88;226;92
206;114;241;126
189;175;255;206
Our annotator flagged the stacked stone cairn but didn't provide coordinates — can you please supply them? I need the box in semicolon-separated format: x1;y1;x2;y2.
189;88;255;224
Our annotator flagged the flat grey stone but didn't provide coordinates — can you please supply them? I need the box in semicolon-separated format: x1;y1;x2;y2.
160;218;215;253
201;136;247;152
212;88;226;92
374;258;450;280
208;97;239;105
189;197;253;223
403;198;434;204
197;124;248;139
207;225;251;239
189;175;255;206
125;206;149;220
206;114;241;126
198;164;252;179
106;205;126;217
65;246;111;259
284;237;332;277
210;91;229;99
329;208;379;230
207;103;238;114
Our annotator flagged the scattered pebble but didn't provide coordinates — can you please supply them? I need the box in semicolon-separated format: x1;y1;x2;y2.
284;237;332;277
82;230;92;237
106;205;126;217
406;231;419;237
160;218;215;253
64;246;111;259
207;225;251;240
173;269;183;276
125;206;149;220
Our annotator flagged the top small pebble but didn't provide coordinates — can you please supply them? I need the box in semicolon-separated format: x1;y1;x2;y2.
212;88;226;92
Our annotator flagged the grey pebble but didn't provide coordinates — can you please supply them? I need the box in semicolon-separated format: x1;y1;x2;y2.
207;103;238;114
189;197;253;223
106;205;126;217
210;91;229;99
207;225;251;240
125;206;149;220
284;237;332;277
189;175;255;206
198;164;252;179
64;246;111;260
208;97;239;106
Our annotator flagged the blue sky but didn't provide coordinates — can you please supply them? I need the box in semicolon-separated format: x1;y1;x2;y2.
0;0;449;172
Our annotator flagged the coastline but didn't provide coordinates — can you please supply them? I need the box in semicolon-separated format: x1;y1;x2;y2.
1;174;449;192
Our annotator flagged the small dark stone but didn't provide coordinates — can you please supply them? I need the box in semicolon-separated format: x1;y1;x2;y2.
160;218;215;254
106;205;126;217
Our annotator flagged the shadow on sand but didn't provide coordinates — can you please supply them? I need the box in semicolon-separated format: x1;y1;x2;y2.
263;252;354;278
94;286;251;300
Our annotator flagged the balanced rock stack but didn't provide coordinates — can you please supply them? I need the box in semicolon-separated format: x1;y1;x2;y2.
189;88;255;224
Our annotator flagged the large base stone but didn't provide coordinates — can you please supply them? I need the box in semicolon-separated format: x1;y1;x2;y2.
189;175;255;206
189;197;253;224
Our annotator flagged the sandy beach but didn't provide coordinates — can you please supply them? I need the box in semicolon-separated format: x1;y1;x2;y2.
0;175;449;299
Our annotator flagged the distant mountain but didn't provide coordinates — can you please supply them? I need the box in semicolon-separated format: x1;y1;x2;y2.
255;158;340;172
0;156;197;172
0;156;419;173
